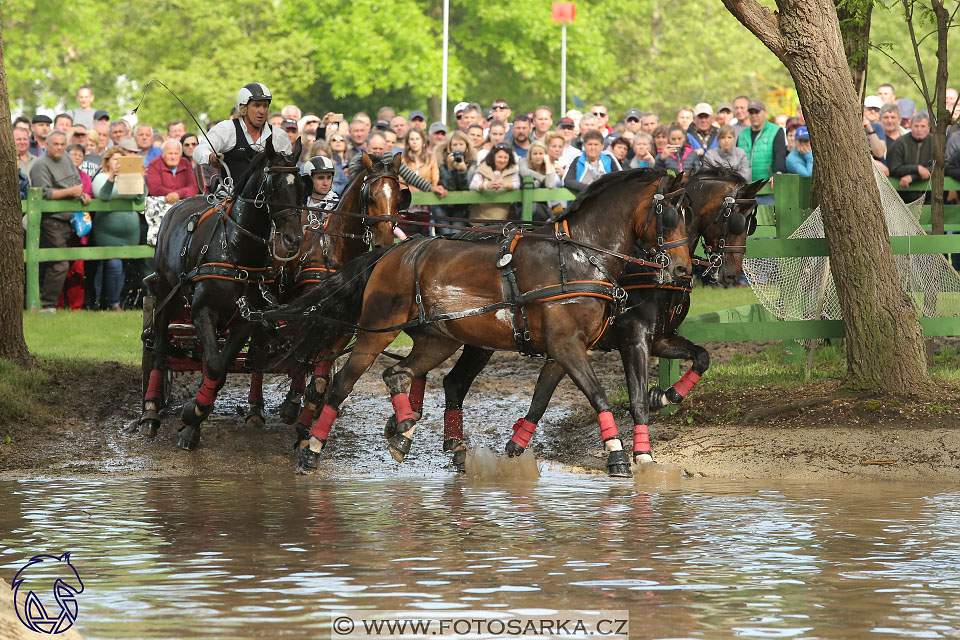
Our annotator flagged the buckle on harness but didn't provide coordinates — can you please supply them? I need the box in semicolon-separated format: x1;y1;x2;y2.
497;253;513;268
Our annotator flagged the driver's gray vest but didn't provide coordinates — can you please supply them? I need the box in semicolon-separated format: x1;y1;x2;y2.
223;118;272;180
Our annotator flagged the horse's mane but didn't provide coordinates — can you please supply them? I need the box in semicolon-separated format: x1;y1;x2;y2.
693;162;746;185
554;167;668;221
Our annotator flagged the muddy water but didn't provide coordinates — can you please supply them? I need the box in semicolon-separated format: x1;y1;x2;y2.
2;474;960;639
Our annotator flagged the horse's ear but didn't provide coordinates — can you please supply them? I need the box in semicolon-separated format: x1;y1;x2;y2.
741;178;767;199
59;552;71;562
362;150;374;171
291;138;303;163
392;151;403;174
669;172;684;191
300;173;313;198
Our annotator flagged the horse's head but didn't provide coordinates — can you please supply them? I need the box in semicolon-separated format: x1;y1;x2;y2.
253;138;308;257
691;171;765;287
636;177;692;283
358;151;409;248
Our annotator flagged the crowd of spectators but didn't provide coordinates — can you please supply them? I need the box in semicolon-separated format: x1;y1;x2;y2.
14;82;960;312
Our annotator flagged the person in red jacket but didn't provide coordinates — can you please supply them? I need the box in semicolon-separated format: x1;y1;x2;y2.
145;138;200;203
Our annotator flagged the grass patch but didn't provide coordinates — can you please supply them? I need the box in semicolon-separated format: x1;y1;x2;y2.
687;284;760;317
24;310;143;365
0;359;51;425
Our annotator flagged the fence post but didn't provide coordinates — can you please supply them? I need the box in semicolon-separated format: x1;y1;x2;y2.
521;177;534;221
24;189;42;311
774;173;804;239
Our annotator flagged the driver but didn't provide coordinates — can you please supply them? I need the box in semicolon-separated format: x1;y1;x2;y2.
301;155;340;213
195;82;293;185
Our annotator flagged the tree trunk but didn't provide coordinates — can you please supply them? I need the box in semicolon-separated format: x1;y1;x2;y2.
0;10;32;366
722;0;928;392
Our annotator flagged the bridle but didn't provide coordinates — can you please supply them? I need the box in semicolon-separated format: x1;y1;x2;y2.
700;183;758;276
637;177;689;276
235;164;306;262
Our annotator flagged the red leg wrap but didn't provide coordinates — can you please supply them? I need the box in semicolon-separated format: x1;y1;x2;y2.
391;393;417;423
197;375;221;407
633;424;651;453
510;418;538;448
297;407;315;428
672;369;701;399
598;411;619;442
309;405;338;440
314;354;332;377
249;372;264;405
444;409;464;440
409;377;426;414
145;369;164;401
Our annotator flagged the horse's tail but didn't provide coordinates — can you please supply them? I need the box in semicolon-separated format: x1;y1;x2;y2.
263;245;392;361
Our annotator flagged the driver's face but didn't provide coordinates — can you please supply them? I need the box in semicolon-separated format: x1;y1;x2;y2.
246;100;270;128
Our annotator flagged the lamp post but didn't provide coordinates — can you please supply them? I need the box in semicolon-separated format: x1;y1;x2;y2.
552;2;576;116
441;0;449;125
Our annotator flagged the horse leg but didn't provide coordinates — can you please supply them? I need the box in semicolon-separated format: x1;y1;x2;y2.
648;336;709;413
278;367;307;424
138;291;175;438
244;329;268;429
548;338;631;478
293;353;335;449
178;313;251;450
382;336;463;463
439;346;494;472
296;332;402;473
383;373;426;439
616;321;655;465
504;360;567;458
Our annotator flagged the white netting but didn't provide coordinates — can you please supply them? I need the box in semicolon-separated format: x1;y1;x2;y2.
743;164;960;340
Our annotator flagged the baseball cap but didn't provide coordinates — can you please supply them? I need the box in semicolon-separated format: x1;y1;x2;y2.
864;95;883;109
717;102;734;113
32;114;52;124
93;109;110;121
409;110;426;121
624;108;643;121
794;125;810;140
557;117;575;129
117;136;138;152
453;101;470;115
375;119;390;130
898;97;916;119
694;102;714;116
747;99;766;112
281;118;299;130
429;122;447;134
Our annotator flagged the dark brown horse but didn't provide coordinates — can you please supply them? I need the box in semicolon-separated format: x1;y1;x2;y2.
138;141;309;449
244;153;409;435
427;168;766;470
266;168;692;476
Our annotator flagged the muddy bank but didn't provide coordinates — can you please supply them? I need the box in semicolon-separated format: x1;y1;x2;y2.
1;347;959;481
0;578;85;640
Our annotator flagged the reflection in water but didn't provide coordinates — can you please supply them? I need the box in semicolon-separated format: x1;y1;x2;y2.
1;476;960;639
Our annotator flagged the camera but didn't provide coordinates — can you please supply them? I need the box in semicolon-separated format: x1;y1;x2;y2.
452;150;464;162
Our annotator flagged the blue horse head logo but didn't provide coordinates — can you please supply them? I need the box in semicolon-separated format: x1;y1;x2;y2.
11;552;84;634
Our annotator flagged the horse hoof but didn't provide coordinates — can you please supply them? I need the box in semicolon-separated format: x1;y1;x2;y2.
181;400;208;427
244;404;265;429
293;424;310;451
296;437;324;473
387;434;413;462
648;385;666;413
504;440;525;458
177;424;201;450
140;420;160;438
452;448;467;473
384;414;399;439
634;452;655;465
278;398;301;424
606;450;632;478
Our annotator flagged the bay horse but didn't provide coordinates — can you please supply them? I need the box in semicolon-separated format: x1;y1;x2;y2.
426;168;766;470
243;152;409;435
264;168;692;477
138;140;309;449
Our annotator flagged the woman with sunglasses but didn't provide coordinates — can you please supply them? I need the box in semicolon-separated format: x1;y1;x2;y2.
180;133;209;195
468;142;519;222
327;130;352;195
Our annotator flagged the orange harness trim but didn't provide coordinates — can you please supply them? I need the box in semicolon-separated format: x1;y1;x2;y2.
589;314;612;349
197;199;236;228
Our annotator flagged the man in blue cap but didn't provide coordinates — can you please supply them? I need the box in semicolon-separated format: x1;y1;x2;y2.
785;126;813;177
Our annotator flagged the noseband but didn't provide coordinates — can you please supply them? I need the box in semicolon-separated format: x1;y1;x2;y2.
701;183;759;274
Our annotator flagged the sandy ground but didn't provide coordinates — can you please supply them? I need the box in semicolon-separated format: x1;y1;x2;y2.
2;343;959;482
0;578;85;640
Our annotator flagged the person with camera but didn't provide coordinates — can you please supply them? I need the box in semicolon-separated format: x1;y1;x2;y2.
435;131;476;232
655;124;701;174
469;143;520;222
400;128;439;235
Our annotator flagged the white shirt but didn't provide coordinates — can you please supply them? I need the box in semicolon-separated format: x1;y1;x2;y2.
557;145;582;175
194;119;292;166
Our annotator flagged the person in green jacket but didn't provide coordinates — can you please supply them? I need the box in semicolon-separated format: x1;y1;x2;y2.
91;144;145;310
737;99;786;205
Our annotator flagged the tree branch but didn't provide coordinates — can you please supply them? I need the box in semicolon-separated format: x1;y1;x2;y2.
869;43;928;100
916;22;959;48
720;0;786;58
903;0;935;115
